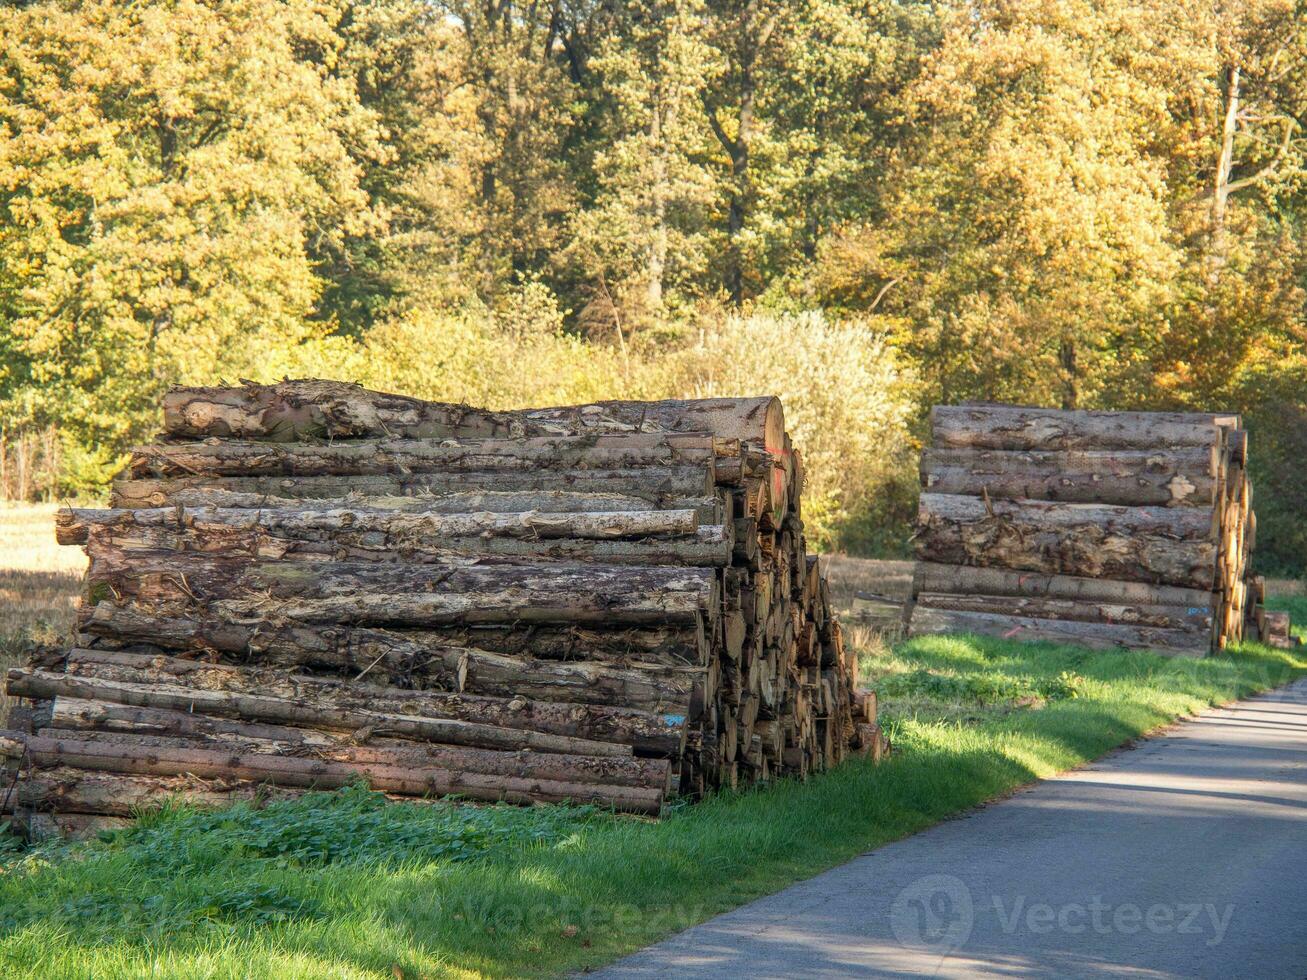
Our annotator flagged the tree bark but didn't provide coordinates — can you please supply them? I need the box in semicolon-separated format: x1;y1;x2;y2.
912;562;1215;608
931;405;1236;452
129;432;737;479
907;607;1208;657
914;593;1213;631
61;505;704;545
81;601;708;667
57;649;686;754
163;381;785;450
8;767;303;816
0;731;665;814
920;447;1219;507
915;493;1218;589
110;466;718;510
85;547;717;627
42;699;671;788
100;486;724;523
77;604;699;711
91;525;733;569
9;661;683;757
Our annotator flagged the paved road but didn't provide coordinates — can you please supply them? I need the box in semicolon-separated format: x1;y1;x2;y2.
592;680;1307;979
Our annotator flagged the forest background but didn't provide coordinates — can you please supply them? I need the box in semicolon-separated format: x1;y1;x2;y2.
1;0;1303;572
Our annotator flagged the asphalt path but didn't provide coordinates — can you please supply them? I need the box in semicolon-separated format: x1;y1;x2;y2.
591;679;1307;978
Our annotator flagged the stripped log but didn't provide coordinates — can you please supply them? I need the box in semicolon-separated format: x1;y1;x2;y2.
0;731;665;814
907;607;1208;657
920;447;1219;506
931;405;1236;451
129;432;738;479
916;493;1218;589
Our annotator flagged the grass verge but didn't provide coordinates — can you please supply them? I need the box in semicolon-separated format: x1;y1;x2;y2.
2;631;1303;979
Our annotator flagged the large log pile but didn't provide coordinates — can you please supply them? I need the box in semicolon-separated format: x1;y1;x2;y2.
907;404;1273;657
3;381;878;828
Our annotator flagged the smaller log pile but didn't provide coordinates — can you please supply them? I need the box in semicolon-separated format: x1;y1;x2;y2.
3;381;878;832
908;405;1261;657
1243;577;1301;649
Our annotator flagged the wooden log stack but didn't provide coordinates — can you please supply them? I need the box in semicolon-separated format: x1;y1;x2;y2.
907;404;1268;657
3;381;877;830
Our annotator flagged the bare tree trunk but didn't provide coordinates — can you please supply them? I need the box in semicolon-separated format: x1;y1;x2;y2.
1213;63;1240;237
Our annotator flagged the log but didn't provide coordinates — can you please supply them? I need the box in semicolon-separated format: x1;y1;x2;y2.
912;563;1215;608
130;432;738;479
0;731;665;814
920;447;1218;506
77;606;698;711
96;487;723;522
914;593;1214;631
81;602;708;667
85;547;717;626
60;506;704;545
10;767;304;815
932;405;1236;451
7;667;665;757
915;494;1218;589
908;607;1208;657
163;381;784;450
76;522;734;569
110;468;718;510
43;699;671;788
54;649;687;755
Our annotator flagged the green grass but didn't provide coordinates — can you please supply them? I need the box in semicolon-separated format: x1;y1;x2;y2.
2;634;1304;979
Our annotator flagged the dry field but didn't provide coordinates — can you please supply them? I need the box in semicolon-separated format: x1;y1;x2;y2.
0;503;86;715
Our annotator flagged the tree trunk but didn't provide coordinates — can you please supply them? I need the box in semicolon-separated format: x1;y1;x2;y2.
914;593;1213;631
915;493;1218;589
920;447;1219;507
58;649;686;753
85;547;718;627
61;505;705;545
0;731;665;814
163;381;785;450
101;486;722;523
931;405;1236;452
81;601;709;667
8;767;303;816
43;699;671;788
85;524;733;569
110;467;718;511
129;432;736;479
11;657;685;757
911;563;1215;608
908;607;1208;657
77;605;700;711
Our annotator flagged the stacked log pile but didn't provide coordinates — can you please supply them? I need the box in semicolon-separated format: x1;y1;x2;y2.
908;405;1264;657
3;381;875;830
